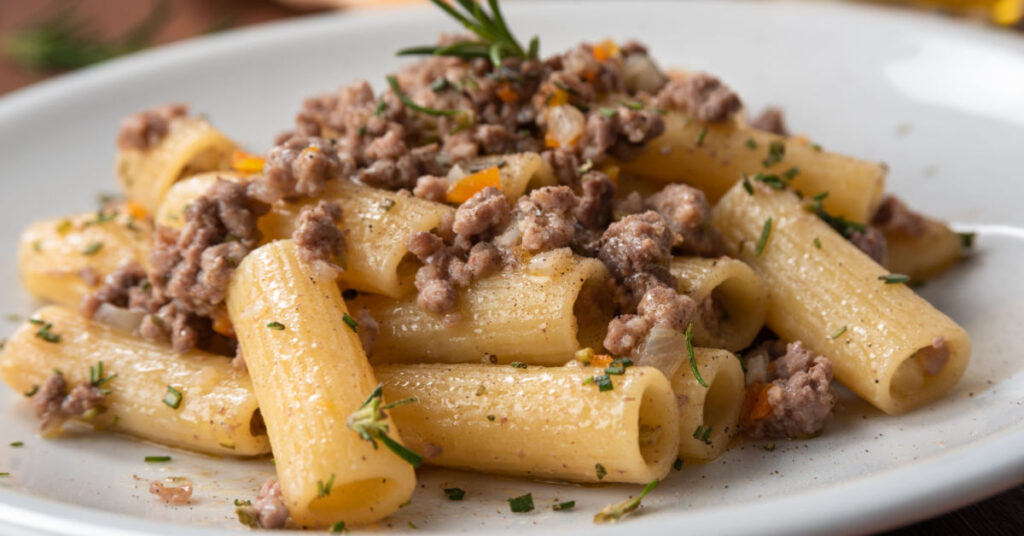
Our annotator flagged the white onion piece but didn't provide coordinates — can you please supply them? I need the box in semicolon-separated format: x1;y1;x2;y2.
545;104;586;148
93;303;145;334
623;54;665;94
634;325;687;378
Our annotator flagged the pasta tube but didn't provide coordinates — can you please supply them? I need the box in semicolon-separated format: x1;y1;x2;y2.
0;305;267;456
227;239;414;526
17;210;152;309
711;183;970;414
619;113;886;222
116;117;237;213
352;248;615;365
260;179;453;298
459;152;553;202
670;257;768;352
671;348;745;463
884;217;964;283
376;363;679;483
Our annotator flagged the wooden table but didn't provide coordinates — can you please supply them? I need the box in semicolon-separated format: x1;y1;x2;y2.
0;1;1021;534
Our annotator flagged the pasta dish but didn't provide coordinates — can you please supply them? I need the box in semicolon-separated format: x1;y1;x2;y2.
0;0;973;530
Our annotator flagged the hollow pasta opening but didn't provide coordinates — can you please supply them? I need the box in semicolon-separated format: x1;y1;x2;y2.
702;359;744;441
574;275;615;351
705;276;760;348
636;376;679;469
889;343;949;402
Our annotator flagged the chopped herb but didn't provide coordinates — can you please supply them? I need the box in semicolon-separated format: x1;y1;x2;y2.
0;339;4;351
9;442;23;447
735;352;747;372
593;478;659;523
509;361;527;369
686;323;708;388
782;167;800;180
380;198;396;212
0;473;9;477
742;176;754;195
745;138;757;150
754;172;786;190
408;522;417;530
604;358;633;375
235;505;259;528
342;313;359;333
89;361;115;387
755;218;772;256
696;127;708;147
23;385;39;397
163;385;182;410
673;457;683;471
487;415;495;421
879;274;910;284
145;455;171;462
762;140;786;167
595;463;607;480
387;74;462;117
508;493;535;513
399;499;411;508
693;425;713;445
330;521;347;533
585;374;613;392
35;323;61;343
958;232;976;248
373;101;386;116
28;318;44;325
475;384;486;396
317;473;336;497
574;347;594;364
577;158;595;174
398;0;537;63
347;384;422;467
811;143;823;152
622;99;643;110
830;325;848;339
85;209;117;226
356;125;366;137
82;241;103;256
266;321;285;330
599;107;617;117
233;499;251;507
444;487;465;501
813;237;822;249
552;500;575;511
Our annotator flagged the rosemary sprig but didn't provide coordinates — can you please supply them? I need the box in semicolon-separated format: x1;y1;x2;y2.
386;74;462;117
347;384;422;467
398;0;538;64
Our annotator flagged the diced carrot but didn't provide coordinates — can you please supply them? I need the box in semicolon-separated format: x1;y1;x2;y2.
592;39;619;62
211;309;234;337
749;383;774;420
497;83;519;103
544;132;560;148
446;166;501;203
590;354;614;369
231;150;266;174
547;87;569;107
125;200;148;220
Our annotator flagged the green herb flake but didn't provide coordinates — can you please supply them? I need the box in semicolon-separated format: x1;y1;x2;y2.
9;441;23;447
830;325;848;340
508;493;535;513
408;522;417;530
578;158;595;174
347;384;422;467
762;140;786;168
622;99;643;110
552;500;575;511
813;237;822;249
0;472;9;477
342;313;359;333
696;127;708;147
878;274;911;285
604;358;633;376
387;74;462;117
745;138;757;150
317;473;336;497
374;101;386;116
958;232;976;248
82;241;103;256
742;176;754;195
673;457;683;471
35;322;62;343
599;107;617;117
591;374;613;392
23;385;38;397
145;455;171;463
595;463;607;480
782;166;800;180
593;478;659;524
162;385;183;410
444;487;465;501
89;360;116;387
233;499;251;507
686;323;708;388
509;361;527;369
55;220;73;235
693;425;713;445
735;352;747;372
266;321;285;330
755;217;772;257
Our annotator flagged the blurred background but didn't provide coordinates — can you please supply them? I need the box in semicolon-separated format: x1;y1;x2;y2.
0;0;1021;534
0;0;1022;95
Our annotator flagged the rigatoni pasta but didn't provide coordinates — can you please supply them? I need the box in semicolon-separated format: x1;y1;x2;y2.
670;256;768;352
671;347;745;462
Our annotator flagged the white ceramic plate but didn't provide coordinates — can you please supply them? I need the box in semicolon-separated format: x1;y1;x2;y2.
1;1;1022;534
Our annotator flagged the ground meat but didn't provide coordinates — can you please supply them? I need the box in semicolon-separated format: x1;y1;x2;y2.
917;336;949;375
149;478;193;505
604;280;696;357
656;73;741;122
116;103;188;150
603;314;650;357
742;341;838;439
541;148;582;189
581;107;666;162
645;183;718;256
749;107;788;136
510;186;579;252
356;308;379;358
575;171;616;230
252;137;349;204
414;264;459;314
33;373;107;433
452;186;510;237
466;241;502;278
872;195;927;237
413;175;449;203
848;226;887;265
81;261;148;319
255;478;290;529
598;210;677;283
293;201;345;265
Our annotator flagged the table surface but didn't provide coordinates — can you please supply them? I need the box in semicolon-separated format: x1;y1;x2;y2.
0;1;1020;534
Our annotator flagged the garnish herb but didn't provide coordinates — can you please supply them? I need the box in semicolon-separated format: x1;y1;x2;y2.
233;499;251;507
578;158;595;174
89;360;115;387
811;143;823;152
444;487;465;501
686;323;708;388
0;473;9;477
386;74;462;117
673;457;683;471
958;232;975;248
593;478;659;524
813;237;822;249
266;321;285;330
509;361;527;369
331;521;347;533
317;473;336;497
830;325;848;340
374;101;387;116
347;384;422;467
28;318;44;325
696;127;708;147
745;138;757;150
595;463;607;480
742;176;754;195
762;140;785;168
356;125;366;137
508;493;535;513
163;385;183;410
604;358;633;375
236;506;259;528
82;241;103;256
342;312;359;333
398;0;538;64
35;322;62;343
145;455;171;463
879;274;910;285
754;172;786;190
552;501;575;511
735;352;747;372
85;209;117;226
599;107;617;117
755;218;772;257
782;166;800;180
23;385;39;397
10;442;23;447
583;374;613;392
622;99;644;111
475;384;486;396
693;425;713;445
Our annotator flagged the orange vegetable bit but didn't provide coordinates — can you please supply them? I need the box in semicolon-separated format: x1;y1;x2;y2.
231;150;266;174
124;200;149;220
445;166;501;204
497;82;519;103
592;39;619;62
211;308;235;338
546;87;570;107
590;354;615;369
740;383;775;428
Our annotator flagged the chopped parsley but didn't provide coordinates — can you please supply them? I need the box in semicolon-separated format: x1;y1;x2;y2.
509;361;527;369
755;217;772;257
593;478;659;523
374;101;387;116
878;274;910;285
552;500;575;511
444;487;465;501
34;322;61;343
599;107;617;117
342;312;358;333
486;414;496;421
762;140;785;167
163;385;183;410
266;321;285;330
696;127;708;147
330;521;347;533
595;463;607;480
742;176;754;195
686;323;708;388
9;441;23;447
317;473;336;497
621;99;643;110
745;138;757;150
693;425;713;445
673;457;683;471
85;209;117;226
347;384;422;467
145;455;171;463
813;237;822;249
82;241;103;256
604;358;633;375
754;173;786;190
782;166;800;180
735;352;747;372
583;374;613;392
508;493;535;513
830;325;848;339
958;232;976;248
23;385;38;397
